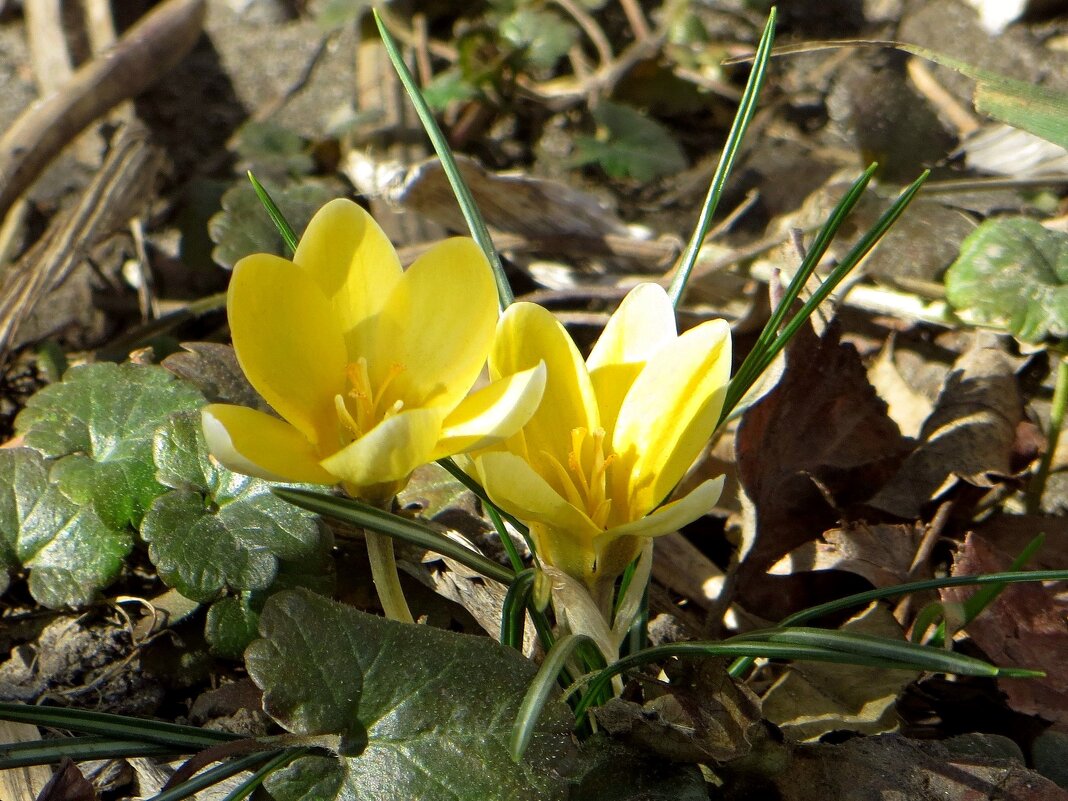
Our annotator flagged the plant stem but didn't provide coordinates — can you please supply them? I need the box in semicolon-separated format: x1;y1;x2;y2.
1028;353;1068;514
365;529;414;624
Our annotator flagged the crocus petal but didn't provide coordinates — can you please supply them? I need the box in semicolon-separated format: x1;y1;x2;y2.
475;452;601;540
294;198;402;358
228;253;347;445
476;451;602;581
599;476;724;541
202;404;337;484
432;362;547;458
586;283;677;436
373;238;497;411
612;319;731;516
320;407;442;488
490;302;598;470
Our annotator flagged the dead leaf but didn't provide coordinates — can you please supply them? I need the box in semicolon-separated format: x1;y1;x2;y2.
721;733;1068;801
735;319;908;617
867;338;935;439
770;522;925;588
944;532;1068;726
971;514;1068;572
870;336;1024;519
161;342;263;409
594;660;764;764
35;759;96;801
761;603;919;742
0;721;51;801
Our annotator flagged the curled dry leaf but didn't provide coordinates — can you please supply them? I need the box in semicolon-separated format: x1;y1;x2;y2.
770;522;926;588
944;532;1068;726
869;336;1024;519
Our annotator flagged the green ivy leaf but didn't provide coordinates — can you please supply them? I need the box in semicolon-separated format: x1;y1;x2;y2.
208;178;342;269
141;413;331;602
499;8;577;71
16;363;204;530
0;448;131;607
571;101;688;182
945;217;1068;342
205;594;260;659
248;589;575;801
948;217;1063;343
233;121;316;181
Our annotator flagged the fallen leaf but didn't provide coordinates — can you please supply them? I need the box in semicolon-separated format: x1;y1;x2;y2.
761;603;919;742
35;759;96;801
869;335;1024;519
721;733;1068;801
770;522;925;588
735;320;908;617
944;532;1068;725
867;339;935;439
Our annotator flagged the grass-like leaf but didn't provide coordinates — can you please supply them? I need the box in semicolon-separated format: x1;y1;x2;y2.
501;569;536;650
668;8;777;307
248;171;298;254
727;569;1068;677
273;487;515;584
721;167;929;420
511;633;595;762
0;703;237;749
0;735;177;769
373;10;513;308
146;751;284;801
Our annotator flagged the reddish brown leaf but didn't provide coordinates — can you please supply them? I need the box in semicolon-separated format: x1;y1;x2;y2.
735;320;907;617
769;521;925;587
36;759;96;801
944;532;1068;725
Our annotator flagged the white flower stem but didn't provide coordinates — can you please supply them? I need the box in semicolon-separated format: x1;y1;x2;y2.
365;529;414;624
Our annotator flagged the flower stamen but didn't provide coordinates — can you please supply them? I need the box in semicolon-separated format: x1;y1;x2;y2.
543;427;614;529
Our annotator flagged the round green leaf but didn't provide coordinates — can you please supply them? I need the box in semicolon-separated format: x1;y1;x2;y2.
206;595;261;659
246;589;575;801
15;363;204;528
945;217;1068;342
142;413;329;602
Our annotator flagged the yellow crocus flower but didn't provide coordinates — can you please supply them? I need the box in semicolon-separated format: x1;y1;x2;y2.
201;198;546;505
472;283;730;606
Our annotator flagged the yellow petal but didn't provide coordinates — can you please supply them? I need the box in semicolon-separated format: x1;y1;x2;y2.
490;302;598;469
319;407;442;488
432;362;547;458
294;198;402;357
601;476;724;541
611;319;731;516
373;238;497;411
202;404;337;484
475;451;601;580
586;284;677;436
228;253;347;445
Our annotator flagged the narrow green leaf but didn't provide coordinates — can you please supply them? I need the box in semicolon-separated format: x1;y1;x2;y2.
501;569;536;650
0;702;238;749
571;102;688;182
668;8;777;306
730;627;1029;677
273;487;515;584
0;735;177;768
146;751;282;801
221;748;309;801
511;634;594;762
728;569;1068;677
248;171;298;254
373;10;514;308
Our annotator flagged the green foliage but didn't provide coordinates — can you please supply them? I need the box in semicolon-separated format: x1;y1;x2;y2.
249;589;575;801
944;217;1068;342
0;448;129;607
205;594;261;660
141;412;332;603
17;363;204;530
208;179;340;269
571;101;688;182
233;121;315;181
498;7;577;71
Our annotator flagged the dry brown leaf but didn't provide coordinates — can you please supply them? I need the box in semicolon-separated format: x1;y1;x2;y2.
769;522;925;588
760;602;918;742
867;339;935;439
944;532;1068;725
721;733;1068;801
34;759;96;801
735;319;907;617
870;336;1023;519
